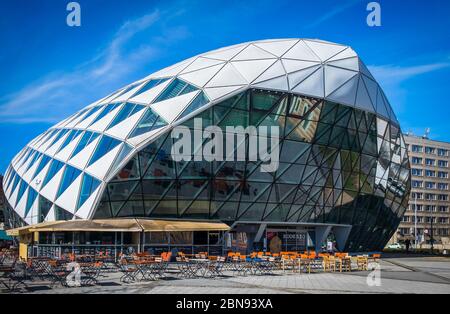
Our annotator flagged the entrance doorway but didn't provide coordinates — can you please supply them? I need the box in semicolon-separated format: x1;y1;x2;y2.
266;229;308;253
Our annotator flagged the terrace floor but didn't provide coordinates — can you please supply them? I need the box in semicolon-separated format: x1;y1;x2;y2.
9;256;450;294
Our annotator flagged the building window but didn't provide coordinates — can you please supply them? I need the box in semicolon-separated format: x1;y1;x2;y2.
412;192;423;199
439;229;449;236
438;149;448;157
412;145;423;153
411;168;423;176
425;170;436;177
411;204;423;211
425;205;436;212
425;147;436;154
438;160;449;168
438;194;449;201
412;180;423;188
425;182;436;189
439;206;449;213
412;157;423;164
425;158;436;166
438;171;449;179
425;193;436;201
438;183;449;190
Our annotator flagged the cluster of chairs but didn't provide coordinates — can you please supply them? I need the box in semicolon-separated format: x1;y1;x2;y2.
25;257;104;287
0;249;28;292
1;250;382;292
175;252;226;279
1;253;109;292
225;252;277;276
118;252;171;283
276;251;381;273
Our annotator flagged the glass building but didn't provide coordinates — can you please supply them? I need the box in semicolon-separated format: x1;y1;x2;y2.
2;39;410;252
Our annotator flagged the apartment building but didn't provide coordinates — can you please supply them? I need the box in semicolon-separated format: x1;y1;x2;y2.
395;134;450;245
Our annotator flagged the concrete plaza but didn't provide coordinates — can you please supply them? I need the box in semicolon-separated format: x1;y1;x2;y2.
13;255;449;294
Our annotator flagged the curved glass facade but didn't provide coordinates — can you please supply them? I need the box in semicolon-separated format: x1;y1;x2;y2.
3;39;411;252
94;89;410;252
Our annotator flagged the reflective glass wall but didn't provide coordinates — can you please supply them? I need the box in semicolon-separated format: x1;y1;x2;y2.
93;89;410;252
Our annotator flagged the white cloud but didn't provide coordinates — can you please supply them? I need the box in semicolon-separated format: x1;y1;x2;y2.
368;62;450;86
368;61;450;117
0;9;188;124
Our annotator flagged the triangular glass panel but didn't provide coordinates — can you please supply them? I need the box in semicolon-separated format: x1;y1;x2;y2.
239;182;272;203
38;196;52;223
57;165;82;198
15;180;28;207
178;92;210;120
48;129;70;149
129;109;167;139
75;106;103;126
70;131;100;159
88;136;121;167
9;173;21;196
251;90;282;111
25;187;38;217
76;174;101;211
107;103;145;130
133;78;169;97
264;204;290;221
24;151;42;173
56;129;82;154
88;103;121;127
5;170;17;192
41;159;64;189
154;78;197;103
109;144;134;179
107;180;140;202
55;205;74;220
238;202;266;221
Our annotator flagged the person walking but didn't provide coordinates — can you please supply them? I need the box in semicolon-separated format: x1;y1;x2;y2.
405;239;411;254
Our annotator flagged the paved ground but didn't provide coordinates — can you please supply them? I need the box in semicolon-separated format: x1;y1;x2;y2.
5;256;450;294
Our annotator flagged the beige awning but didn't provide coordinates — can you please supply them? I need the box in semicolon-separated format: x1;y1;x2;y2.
6;218;230;235
28;219;142;233
6;221;62;236
137;219;230;232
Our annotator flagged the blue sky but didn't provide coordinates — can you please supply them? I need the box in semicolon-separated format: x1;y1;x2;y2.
1;0;450;174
